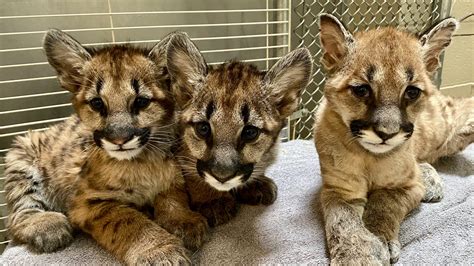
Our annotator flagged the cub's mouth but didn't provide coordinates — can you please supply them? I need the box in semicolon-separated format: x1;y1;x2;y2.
196;160;254;191
93;127;151;160
350;120;414;154
203;172;244;191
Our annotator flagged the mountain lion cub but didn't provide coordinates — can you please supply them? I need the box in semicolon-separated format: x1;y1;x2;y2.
166;33;312;226
4;30;207;264
314;14;472;264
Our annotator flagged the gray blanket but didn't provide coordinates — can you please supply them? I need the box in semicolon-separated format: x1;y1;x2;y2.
1;140;473;265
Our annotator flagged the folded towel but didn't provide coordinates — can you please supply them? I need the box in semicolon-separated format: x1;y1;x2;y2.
2;141;472;265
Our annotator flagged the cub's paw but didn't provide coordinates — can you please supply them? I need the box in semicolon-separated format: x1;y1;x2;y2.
158;212;209;251
12;211;73;253
133;243;190;266
195;196;239;227
419;163;444;203
232;175;277;205
388;239;401;264
330;228;390;266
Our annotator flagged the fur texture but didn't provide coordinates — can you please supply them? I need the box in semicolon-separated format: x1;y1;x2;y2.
314;14;472;264
166;33;313;226
4;30;208;264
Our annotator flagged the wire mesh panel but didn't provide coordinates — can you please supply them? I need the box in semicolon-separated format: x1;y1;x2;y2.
0;0;292;250
291;0;450;140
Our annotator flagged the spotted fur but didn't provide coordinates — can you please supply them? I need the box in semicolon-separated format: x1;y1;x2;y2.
166;33;312;226
4;30;208;264
314;14;472;264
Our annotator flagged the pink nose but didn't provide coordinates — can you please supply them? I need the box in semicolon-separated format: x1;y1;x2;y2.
109;138;127;145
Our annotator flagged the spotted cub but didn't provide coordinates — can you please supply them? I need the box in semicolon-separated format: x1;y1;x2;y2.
4;30;208;264
166;33;312;226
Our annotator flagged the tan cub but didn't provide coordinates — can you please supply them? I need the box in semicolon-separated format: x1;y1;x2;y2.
4;30;208;264
314;14;472;264
165;33;312;226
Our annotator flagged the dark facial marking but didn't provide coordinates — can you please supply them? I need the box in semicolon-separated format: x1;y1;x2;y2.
366;65;375;82
93;130;104;147
138;128;151;145
132;79;140;94
350;120;371;137
241;104;250;124
406;68;414;82
96;78;104;94
239;163;254;182
401;122;414;135
205;101;215;120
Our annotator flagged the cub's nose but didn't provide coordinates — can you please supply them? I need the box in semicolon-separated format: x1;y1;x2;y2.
196;159;237;183
104;125;135;145
211;166;237;183
374;130;397;141
107;135;133;145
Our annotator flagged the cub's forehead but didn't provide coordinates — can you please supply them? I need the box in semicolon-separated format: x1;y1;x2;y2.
205;61;265;95
186;62;271;122
349;28;425;81
86;47;156;76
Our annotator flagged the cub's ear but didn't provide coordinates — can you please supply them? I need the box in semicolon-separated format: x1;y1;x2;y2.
148;31;181;89
43;29;91;93
319;13;353;74
166;32;207;107
420;18;458;74
264;48;312;119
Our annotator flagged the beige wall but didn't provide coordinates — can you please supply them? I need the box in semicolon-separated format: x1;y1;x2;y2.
440;0;474;97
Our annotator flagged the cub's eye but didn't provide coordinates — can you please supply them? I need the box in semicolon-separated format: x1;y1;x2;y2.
350;85;371;98
404;86;421;101
241;126;260;142
134;97;151;110
194;122;211;139
89;98;105;112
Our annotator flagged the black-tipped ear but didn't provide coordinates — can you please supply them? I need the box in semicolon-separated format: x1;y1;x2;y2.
264;48;313;119
420;18;458;74
166;32;207;107
43;29;91;93
319;14;353;74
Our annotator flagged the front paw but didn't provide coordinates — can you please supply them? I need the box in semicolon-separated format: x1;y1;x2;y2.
12;211;74;253
133;243;190;266
388;239;401;264
158;212;209;251
195;196;239;227
419;163;444;202
232;176;277;205
330;229;390;265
